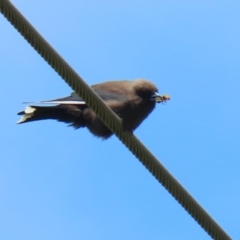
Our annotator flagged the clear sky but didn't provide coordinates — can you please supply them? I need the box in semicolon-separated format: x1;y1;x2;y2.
1;1;239;239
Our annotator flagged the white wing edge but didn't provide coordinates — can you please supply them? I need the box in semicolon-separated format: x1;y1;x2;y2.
22;101;86;105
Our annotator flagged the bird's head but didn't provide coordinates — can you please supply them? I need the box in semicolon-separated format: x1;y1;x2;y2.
133;79;170;104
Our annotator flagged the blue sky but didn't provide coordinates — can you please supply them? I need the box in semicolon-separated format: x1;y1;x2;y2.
1;1;239;239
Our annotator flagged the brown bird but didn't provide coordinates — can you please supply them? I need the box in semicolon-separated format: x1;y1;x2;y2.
17;79;170;139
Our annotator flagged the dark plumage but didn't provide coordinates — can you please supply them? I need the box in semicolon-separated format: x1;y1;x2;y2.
17;79;170;139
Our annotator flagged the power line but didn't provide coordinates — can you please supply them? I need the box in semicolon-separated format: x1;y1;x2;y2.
0;0;231;239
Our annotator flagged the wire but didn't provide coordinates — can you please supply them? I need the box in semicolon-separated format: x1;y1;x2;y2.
0;0;231;239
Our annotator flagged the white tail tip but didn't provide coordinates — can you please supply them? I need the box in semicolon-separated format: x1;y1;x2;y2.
17;106;36;124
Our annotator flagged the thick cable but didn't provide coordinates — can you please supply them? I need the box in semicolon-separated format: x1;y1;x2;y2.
0;1;231;239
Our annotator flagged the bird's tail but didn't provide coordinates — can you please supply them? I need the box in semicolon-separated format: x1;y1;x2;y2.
17;105;86;128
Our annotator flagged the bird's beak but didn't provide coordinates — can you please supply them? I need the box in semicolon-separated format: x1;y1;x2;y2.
151;92;170;103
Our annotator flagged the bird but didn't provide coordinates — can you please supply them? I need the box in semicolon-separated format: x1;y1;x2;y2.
17;79;170;139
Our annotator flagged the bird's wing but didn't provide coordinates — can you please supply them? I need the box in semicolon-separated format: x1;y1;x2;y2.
92;89;128;102
23;89;128;105
34;92;86;105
